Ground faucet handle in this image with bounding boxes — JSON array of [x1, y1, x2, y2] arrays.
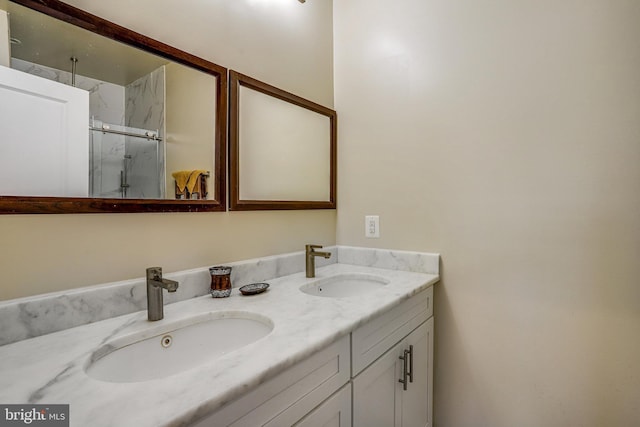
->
[[306, 244, 323, 251], [146, 267, 162, 280]]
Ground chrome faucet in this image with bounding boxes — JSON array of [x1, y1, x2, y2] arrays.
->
[[146, 267, 179, 321], [305, 244, 331, 278]]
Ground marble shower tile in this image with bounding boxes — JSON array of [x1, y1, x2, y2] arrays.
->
[[124, 66, 166, 198]]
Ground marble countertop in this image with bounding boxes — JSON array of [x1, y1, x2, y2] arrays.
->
[[0, 262, 438, 427]]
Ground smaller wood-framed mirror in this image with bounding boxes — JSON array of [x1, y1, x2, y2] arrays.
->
[[229, 71, 336, 211]]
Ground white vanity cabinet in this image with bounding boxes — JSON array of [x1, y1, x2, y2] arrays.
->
[[352, 287, 434, 427], [194, 286, 434, 427]]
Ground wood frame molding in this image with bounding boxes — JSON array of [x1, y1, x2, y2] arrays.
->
[[228, 70, 337, 211]]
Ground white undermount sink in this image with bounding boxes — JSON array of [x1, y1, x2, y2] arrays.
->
[[85, 311, 273, 383], [300, 273, 389, 298]]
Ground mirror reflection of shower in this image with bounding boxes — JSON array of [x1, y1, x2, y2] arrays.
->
[[70, 56, 78, 87], [90, 119, 164, 199], [11, 55, 168, 199], [121, 154, 131, 198]]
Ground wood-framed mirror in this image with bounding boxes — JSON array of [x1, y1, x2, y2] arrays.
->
[[229, 70, 337, 211], [0, 0, 227, 214]]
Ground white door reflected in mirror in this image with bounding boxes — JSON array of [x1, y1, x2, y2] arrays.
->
[[0, 66, 89, 197]]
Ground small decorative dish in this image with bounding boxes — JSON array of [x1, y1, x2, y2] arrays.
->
[[239, 282, 270, 296]]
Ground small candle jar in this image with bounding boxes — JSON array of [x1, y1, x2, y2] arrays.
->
[[209, 266, 232, 298]]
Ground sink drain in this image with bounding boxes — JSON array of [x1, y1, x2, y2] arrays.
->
[[160, 335, 173, 348]]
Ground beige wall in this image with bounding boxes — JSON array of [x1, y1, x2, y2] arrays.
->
[[334, 1, 640, 426], [0, 0, 335, 300], [165, 62, 216, 199]]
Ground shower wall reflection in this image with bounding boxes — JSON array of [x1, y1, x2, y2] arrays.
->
[[13, 58, 167, 199], [122, 66, 165, 199], [12, 58, 125, 125]]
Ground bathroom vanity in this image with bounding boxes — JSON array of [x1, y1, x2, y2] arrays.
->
[[0, 247, 439, 426], [195, 285, 433, 427]]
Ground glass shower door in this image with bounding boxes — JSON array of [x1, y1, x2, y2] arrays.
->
[[89, 119, 164, 199]]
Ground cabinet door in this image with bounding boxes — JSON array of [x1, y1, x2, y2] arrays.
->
[[294, 383, 351, 427], [400, 318, 434, 427], [353, 318, 434, 427], [352, 341, 402, 427]]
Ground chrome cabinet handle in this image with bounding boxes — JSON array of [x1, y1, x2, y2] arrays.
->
[[408, 345, 414, 383], [399, 348, 410, 391]]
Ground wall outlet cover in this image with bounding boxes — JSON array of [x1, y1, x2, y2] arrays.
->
[[365, 215, 380, 238]]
